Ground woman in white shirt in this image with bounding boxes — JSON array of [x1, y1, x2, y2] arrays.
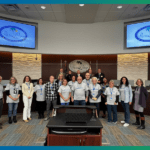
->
[[5, 77, 21, 124], [104, 80, 120, 124], [22, 76, 34, 123], [34, 78, 45, 119], [58, 79, 71, 105], [89, 77, 103, 118]]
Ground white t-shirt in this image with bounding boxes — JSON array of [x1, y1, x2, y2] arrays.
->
[[5, 83, 21, 103], [58, 85, 71, 103], [0, 83, 4, 99], [104, 87, 120, 105], [83, 79, 92, 87], [89, 83, 101, 103], [68, 81, 77, 89], [34, 84, 45, 101], [72, 82, 88, 100]]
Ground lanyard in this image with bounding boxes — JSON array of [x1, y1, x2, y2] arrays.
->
[[50, 83, 54, 89], [86, 80, 90, 86], [109, 87, 113, 99], [93, 84, 96, 90], [40, 85, 43, 92], [26, 83, 30, 89], [59, 81, 62, 86]]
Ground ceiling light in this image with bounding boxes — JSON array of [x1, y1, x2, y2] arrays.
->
[[117, 6, 122, 9], [79, 4, 84, 7], [41, 6, 46, 9]]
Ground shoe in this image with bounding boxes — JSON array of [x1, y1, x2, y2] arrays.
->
[[44, 117, 50, 121], [24, 120, 29, 123], [53, 110, 56, 117], [137, 125, 145, 129], [8, 117, 12, 124], [13, 116, 17, 123], [113, 122, 117, 124], [123, 123, 129, 127], [96, 115, 98, 118], [28, 118, 32, 120], [121, 121, 125, 124], [132, 122, 140, 125], [102, 115, 106, 118]]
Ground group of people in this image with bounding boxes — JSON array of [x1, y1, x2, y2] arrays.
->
[[0, 68, 148, 130]]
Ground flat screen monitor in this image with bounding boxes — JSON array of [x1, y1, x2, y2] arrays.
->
[[0, 19, 36, 49], [125, 20, 150, 49]]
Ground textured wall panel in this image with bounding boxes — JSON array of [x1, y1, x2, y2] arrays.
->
[[12, 53, 41, 85], [117, 53, 148, 85]]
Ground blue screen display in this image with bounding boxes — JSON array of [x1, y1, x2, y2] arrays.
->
[[126, 20, 150, 48], [0, 19, 35, 49]]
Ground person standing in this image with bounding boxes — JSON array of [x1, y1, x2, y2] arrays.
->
[[58, 79, 71, 105], [101, 78, 109, 118], [104, 80, 120, 124], [95, 69, 105, 85], [0, 76, 4, 129], [34, 78, 46, 119], [76, 70, 83, 79], [45, 76, 58, 121], [132, 79, 148, 129], [83, 73, 92, 88], [89, 69, 94, 78], [22, 76, 34, 123], [71, 76, 88, 105], [68, 76, 77, 89], [66, 70, 72, 82], [119, 77, 132, 127], [89, 77, 103, 118], [56, 68, 66, 79], [5, 77, 21, 124]]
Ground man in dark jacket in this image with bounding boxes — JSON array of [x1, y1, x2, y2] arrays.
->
[[95, 69, 105, 84]]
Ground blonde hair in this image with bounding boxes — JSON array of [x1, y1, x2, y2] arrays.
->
[[58, 73, 64, 80], [109, 80, 114, 84], [92, 77, 98, 82], [9, 76, 18, 84]]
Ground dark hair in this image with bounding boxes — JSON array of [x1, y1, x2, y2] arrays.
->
[[37, 78, 43, 84], [119, 76, 129, 87], [63, 79, 68, 85], [23, 75, 32, 83]]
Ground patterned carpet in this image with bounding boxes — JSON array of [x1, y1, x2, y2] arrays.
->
[[0, 112, 150, 146]]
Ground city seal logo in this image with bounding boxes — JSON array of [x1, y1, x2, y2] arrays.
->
[[0, 26, 27, 42], [69, 60, 90, 73], [135, 26, 150, 42]]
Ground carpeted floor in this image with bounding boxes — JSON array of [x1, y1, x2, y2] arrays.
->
[[0, 112, 150, 146]]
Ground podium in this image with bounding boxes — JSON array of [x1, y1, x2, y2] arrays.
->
[[46, 105, 103, 146]]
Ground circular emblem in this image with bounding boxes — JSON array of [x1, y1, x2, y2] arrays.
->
[[69, 60, 90, 73], [0, 26, 27, 42], [135, 25, 150, 42]]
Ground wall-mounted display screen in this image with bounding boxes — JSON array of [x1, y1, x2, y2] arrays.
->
[[0, 19, 36, 49], [126, 20, 150, 49]]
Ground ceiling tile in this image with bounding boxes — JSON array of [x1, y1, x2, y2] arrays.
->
[[8, 10, 27, 18], [17, 4, 37, 12], [51, 4, 65, 12], [34, 4, 53, 12], [109, 4, 129, 12], [39, 11, 56, 21], [95, 11, 108, 18], [25, 12, 42, 20], [94, 17, 105, 22], [54, 12, 66, 22], [97, 4, 112, 12]]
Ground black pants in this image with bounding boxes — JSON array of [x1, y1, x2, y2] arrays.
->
[[36, 101, 45, 116], [101, 96, 107, 115], [0, 99, 3, 118], [134, 110, 144, 117]]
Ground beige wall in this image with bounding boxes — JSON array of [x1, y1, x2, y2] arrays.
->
[[117, 53, 148, 85], [12, 53, 42, 85]]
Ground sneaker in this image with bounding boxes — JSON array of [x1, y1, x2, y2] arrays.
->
[[44, 117, 50, 121], [123, 123, 129, 127], [121, 121, 125, 124], [53, 110, 56, 117], [113, 122, 117, 124]]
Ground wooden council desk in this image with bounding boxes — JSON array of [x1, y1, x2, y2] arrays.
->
[[46, 105, 103, 146]]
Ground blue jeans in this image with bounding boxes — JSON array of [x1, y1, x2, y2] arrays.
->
[[8, 103, 18, 117], [121, 101, 130, 123], [107, 105, 117, 122], [74, 100, 85, 105], [61, 102, 69, 105], [90, 103, 99, 116]]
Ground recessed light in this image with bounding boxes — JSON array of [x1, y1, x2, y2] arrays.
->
[[79, 4, 84, 7], [117, 6, 122, 9], [41, 6, 46, 9]]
